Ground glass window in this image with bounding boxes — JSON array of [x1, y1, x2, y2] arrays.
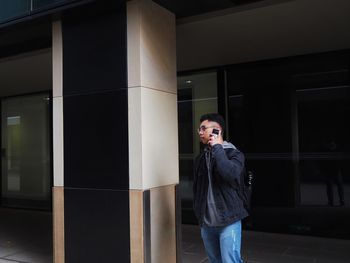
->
[[0, 0, 30, 23], [1, 93, 51, 209], [182, 51, 350, 237], [295, 70, 350, 206], [32, 0, 73, 10], [227, 56, 350, 208], [177, 71, 217, 222], [227, 67, 292, 153], [227, 66, 294, 206]]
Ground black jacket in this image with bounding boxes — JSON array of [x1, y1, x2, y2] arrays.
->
[[193, 142, 248, 226]]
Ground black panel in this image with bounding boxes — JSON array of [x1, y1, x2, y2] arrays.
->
[[62, 3, 127, 96], [64, 90, 128, 190], [65, 188, 130, 263], [143, 190, 151, 263], [175, 185, 183, 263]]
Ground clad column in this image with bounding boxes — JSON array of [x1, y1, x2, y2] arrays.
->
[[53, 2, 130, 262], [52, 20, 65, 263], [127, 1, 179, 263]]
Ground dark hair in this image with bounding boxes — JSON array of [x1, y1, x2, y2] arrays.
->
[[200, 113, 225, 134]]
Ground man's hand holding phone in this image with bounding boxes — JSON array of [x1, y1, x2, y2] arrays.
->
[[208, 128, 223, 147]]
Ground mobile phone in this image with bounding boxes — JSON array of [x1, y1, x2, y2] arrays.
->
[[212, 128, 220, 136]]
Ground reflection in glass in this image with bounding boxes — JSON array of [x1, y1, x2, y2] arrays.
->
[[227, 68, 294, 207], [177, 72, 217, 222], [296, 71, 350, 207], [180, 51, 350, 237]]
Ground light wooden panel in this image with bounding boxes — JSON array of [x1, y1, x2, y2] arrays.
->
[[53, 186, 64, 263], [130, 190, 144, 263]]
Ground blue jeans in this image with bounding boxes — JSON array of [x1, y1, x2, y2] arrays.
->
[[201, 221, 243, 263]]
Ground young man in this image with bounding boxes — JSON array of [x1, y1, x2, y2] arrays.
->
[[193, 113, 248, 263]]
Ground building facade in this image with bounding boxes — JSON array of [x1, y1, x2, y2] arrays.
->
[[0, 0, 350, 262], [1, 0, 179, 262]]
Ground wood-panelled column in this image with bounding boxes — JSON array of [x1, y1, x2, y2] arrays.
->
[[127, 1, 179, 262], [52, 19, 65, 263], [52, 1, 130, 263]]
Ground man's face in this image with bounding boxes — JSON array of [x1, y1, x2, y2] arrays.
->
[[197, 120, 220, 144]]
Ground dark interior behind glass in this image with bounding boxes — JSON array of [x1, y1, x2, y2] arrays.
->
[[178, 50, 350, 238]]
